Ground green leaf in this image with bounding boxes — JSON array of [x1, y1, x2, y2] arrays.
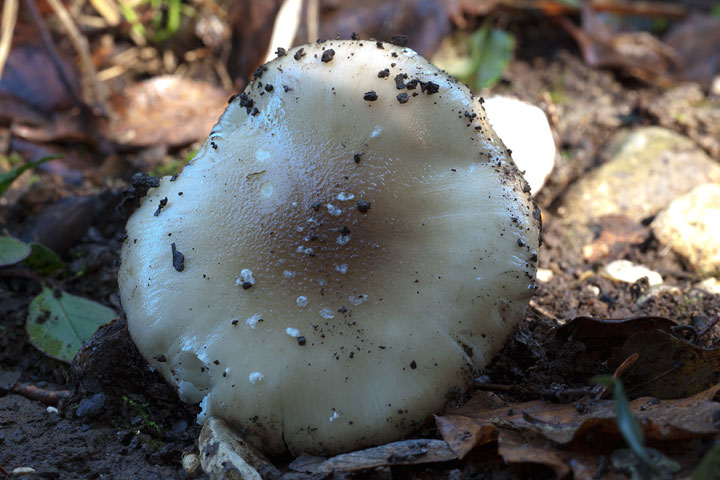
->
[[0, 155, 60, 196], [23, 242, 65, 275], [472, 27, 515, 90], [693, 441, 720, 480], [27, 286, 117, 363], [0, 236, 31, 266], [592, 376, 680, 476]]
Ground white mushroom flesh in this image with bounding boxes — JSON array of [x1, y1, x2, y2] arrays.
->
[[119, 40, 541, 455]]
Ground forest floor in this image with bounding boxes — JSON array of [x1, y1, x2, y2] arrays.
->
[[1, 2, 720, 479]]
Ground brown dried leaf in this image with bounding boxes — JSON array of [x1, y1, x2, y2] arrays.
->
[[556, 316, 677, 361], [664, 13, 720, 88], [0, 33, 79, 113], [318, 0, 451, 58], [558, 3, 679, 82], [436, 385, 720, 461], [498, 429, 570, 478], [583, 214, 649, 263], [107, 76, 228, 148], [616, 329, 720, 399]]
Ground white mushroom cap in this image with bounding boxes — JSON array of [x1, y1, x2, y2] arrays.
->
[[118, 40, 540, 455]]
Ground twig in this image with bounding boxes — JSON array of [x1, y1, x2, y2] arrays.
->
[[473, 382, 512, 392], [306, 0, 319, 43], [44, 0, 113, 118], [698, 316, 720, 339], [264, 0, 303, 63], [24, 0, 87, 111], [0, 0, 18, 80], [528, 299, 560, 322], [613, 352, 639, 380], [12, 383, 70, 406]]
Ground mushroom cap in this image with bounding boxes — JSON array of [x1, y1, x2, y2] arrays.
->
[[119, 40, 540, 455]]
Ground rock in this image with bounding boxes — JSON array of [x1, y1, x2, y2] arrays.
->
[[652, 184, 720, 275], [11, 467, 36, 477], [536, 268, 554, 283], [693, 277, 720, 295], [199, 416, 281, 480], [183, 452, 201, 478], [601, 260, 663, 286], [483, 95, 556, 195], [558, 127, 720, 224], [648, 83, 720, 158], [636, 285, 682, 305], [75, 392, 106, 418]]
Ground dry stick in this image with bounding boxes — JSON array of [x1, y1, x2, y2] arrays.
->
[[44, 0, 113, 118], [24, 0, 87, 112], [263, 0, 303, 63], [12, 383, 70, 406], [0, 0, 19, 80], [306, 0, 319, 43]]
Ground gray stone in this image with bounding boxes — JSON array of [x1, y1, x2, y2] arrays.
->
[[558, 127, 720, 224], [652, 184, 720, 275], [75, 392, 105, 418]]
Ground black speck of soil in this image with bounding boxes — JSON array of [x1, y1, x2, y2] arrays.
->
[[351, 32, 359, 40], [356, 199, 371, 213], [264, 84, 274, 92], [376, 41, 384, 49], [363, 91, 378, 101], [321, 49, 335, 63], [410, 360, 417, 369], [275, 47, 286, 57], [293, 48, 305, 60], [397, 93, 409, 104], [378, 68, 390, 78], [353, 152, 364, 163], [253, 64, 268, 79], [297, 336, 307, 346]]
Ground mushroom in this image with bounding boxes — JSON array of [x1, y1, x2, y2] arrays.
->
[[118, 39, 541, 456]]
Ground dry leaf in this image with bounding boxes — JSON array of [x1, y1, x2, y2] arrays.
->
[[616, 329, 720, 399], [436, 385, 720, 465], [107, 76, 228, 148]]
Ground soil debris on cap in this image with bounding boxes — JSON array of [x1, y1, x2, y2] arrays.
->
[[353, 153, 364, 163], [294, 48, 305, 61], [363, 91, 378, 101], [171, 243, 185, 272], [153, 197, 168, 217], [397, 93, 409, 104], [356, 200, 371, 213], [321, 49, 335, 63]]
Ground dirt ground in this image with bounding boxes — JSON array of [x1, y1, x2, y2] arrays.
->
[[1, 4, 720, 480]]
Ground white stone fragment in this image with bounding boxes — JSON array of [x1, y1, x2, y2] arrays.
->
[[483, 96, 555, 195], [535, 268, 554, 283], [601, 260, 663, 286]]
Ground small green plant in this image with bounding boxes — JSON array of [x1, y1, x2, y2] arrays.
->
[[432, 21, 515, 90], [0, 155, 60, 196], [123, 395, 162, 432], [592, 376, 680, 478], [119, 0, 196, 44]]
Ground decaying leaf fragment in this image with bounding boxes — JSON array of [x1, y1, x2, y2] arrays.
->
[[435, 385, 720, 474]]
